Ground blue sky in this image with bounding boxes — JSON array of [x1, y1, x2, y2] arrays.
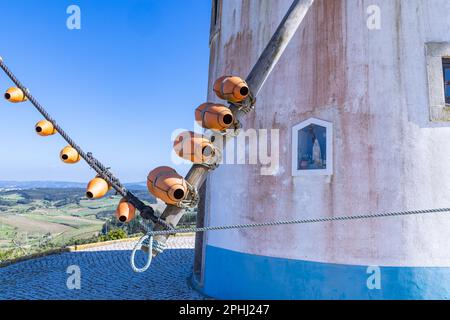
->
[[0, 0, 211, 182]]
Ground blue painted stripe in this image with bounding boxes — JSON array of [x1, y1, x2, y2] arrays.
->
[[202, 245, 450, 300]]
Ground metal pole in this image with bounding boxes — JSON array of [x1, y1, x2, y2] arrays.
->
[[152, 0, 315, 255]]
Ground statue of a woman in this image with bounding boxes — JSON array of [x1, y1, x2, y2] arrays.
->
[[312, 138, 322, 167]]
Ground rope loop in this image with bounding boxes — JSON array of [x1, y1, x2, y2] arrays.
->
[[130, 230, 168, 272], [130, 233, 153, 273]]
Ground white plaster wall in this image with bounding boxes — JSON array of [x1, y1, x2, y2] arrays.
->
[[204, 0, 450, 267]]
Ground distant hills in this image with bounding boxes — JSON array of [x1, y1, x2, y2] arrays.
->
[[0, 181, 148, 191]]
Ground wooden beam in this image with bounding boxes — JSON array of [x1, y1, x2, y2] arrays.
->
[[246, 0, 315, 97], [152, 0, 315, 256]]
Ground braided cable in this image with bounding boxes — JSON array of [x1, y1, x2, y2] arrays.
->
[[147, 208, 450, 236], [0, 57, 172, 229], [0, 59, 125, 194]]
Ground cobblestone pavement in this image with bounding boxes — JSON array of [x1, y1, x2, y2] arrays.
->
[[0, 236, 205, 300]]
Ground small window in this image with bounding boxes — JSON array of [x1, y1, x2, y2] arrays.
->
[[209, 0, 221, 44], [213, 0, 219, 27], [425, 43, 450, 121], [444, 58, 450, 105], [292, 118, 333, 176]]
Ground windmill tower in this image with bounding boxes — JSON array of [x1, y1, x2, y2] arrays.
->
[[195, 0, 450, 299]]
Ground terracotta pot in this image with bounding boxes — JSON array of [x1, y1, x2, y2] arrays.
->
[[195, 102, 234, 131], [4, 87, 27, 103], [115, 198, 136, 223], [213, 76, 249, 103], [147, 166, 188, 205], [60, 146, 80, 164]]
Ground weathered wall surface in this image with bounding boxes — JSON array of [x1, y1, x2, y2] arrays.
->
[[204, 0, 450, 272]]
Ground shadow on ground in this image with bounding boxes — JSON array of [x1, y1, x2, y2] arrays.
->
[[0, 249, 204, 300]]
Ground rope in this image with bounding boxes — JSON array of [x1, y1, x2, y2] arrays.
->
[[130, 232, 167, 273], [176, 180, 200, 209], [3, 57, 450, 272], [130, 234, 153, 273], [147, 207, 450, 236], [230, 91, 256, 114], [130, 207, 450, 272], [0, 58, 127, 196], [0, 57, 171, 230]]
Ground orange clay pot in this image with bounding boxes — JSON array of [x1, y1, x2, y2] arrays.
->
[[35, 120, 56, 136], [60, 146, 80, 164], [195, 103, 234, 131], [147, 166, 188, 205], [86, 177, 111, 199], [173, 131, 215, 164], [213, 76, 249, 103], [115, 198, 136, 223], [4, 87, 27, 103]]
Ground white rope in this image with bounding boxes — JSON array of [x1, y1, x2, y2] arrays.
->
[[130, 234, 153, 273]]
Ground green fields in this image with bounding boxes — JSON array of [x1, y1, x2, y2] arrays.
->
[[0, 188, 153, 252], [0, 186, 197, 262]]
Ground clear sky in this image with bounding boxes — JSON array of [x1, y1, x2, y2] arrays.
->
[[0, 0, 211, 182]]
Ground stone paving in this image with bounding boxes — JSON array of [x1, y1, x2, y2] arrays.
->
[[0, 236, 205, 300]]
